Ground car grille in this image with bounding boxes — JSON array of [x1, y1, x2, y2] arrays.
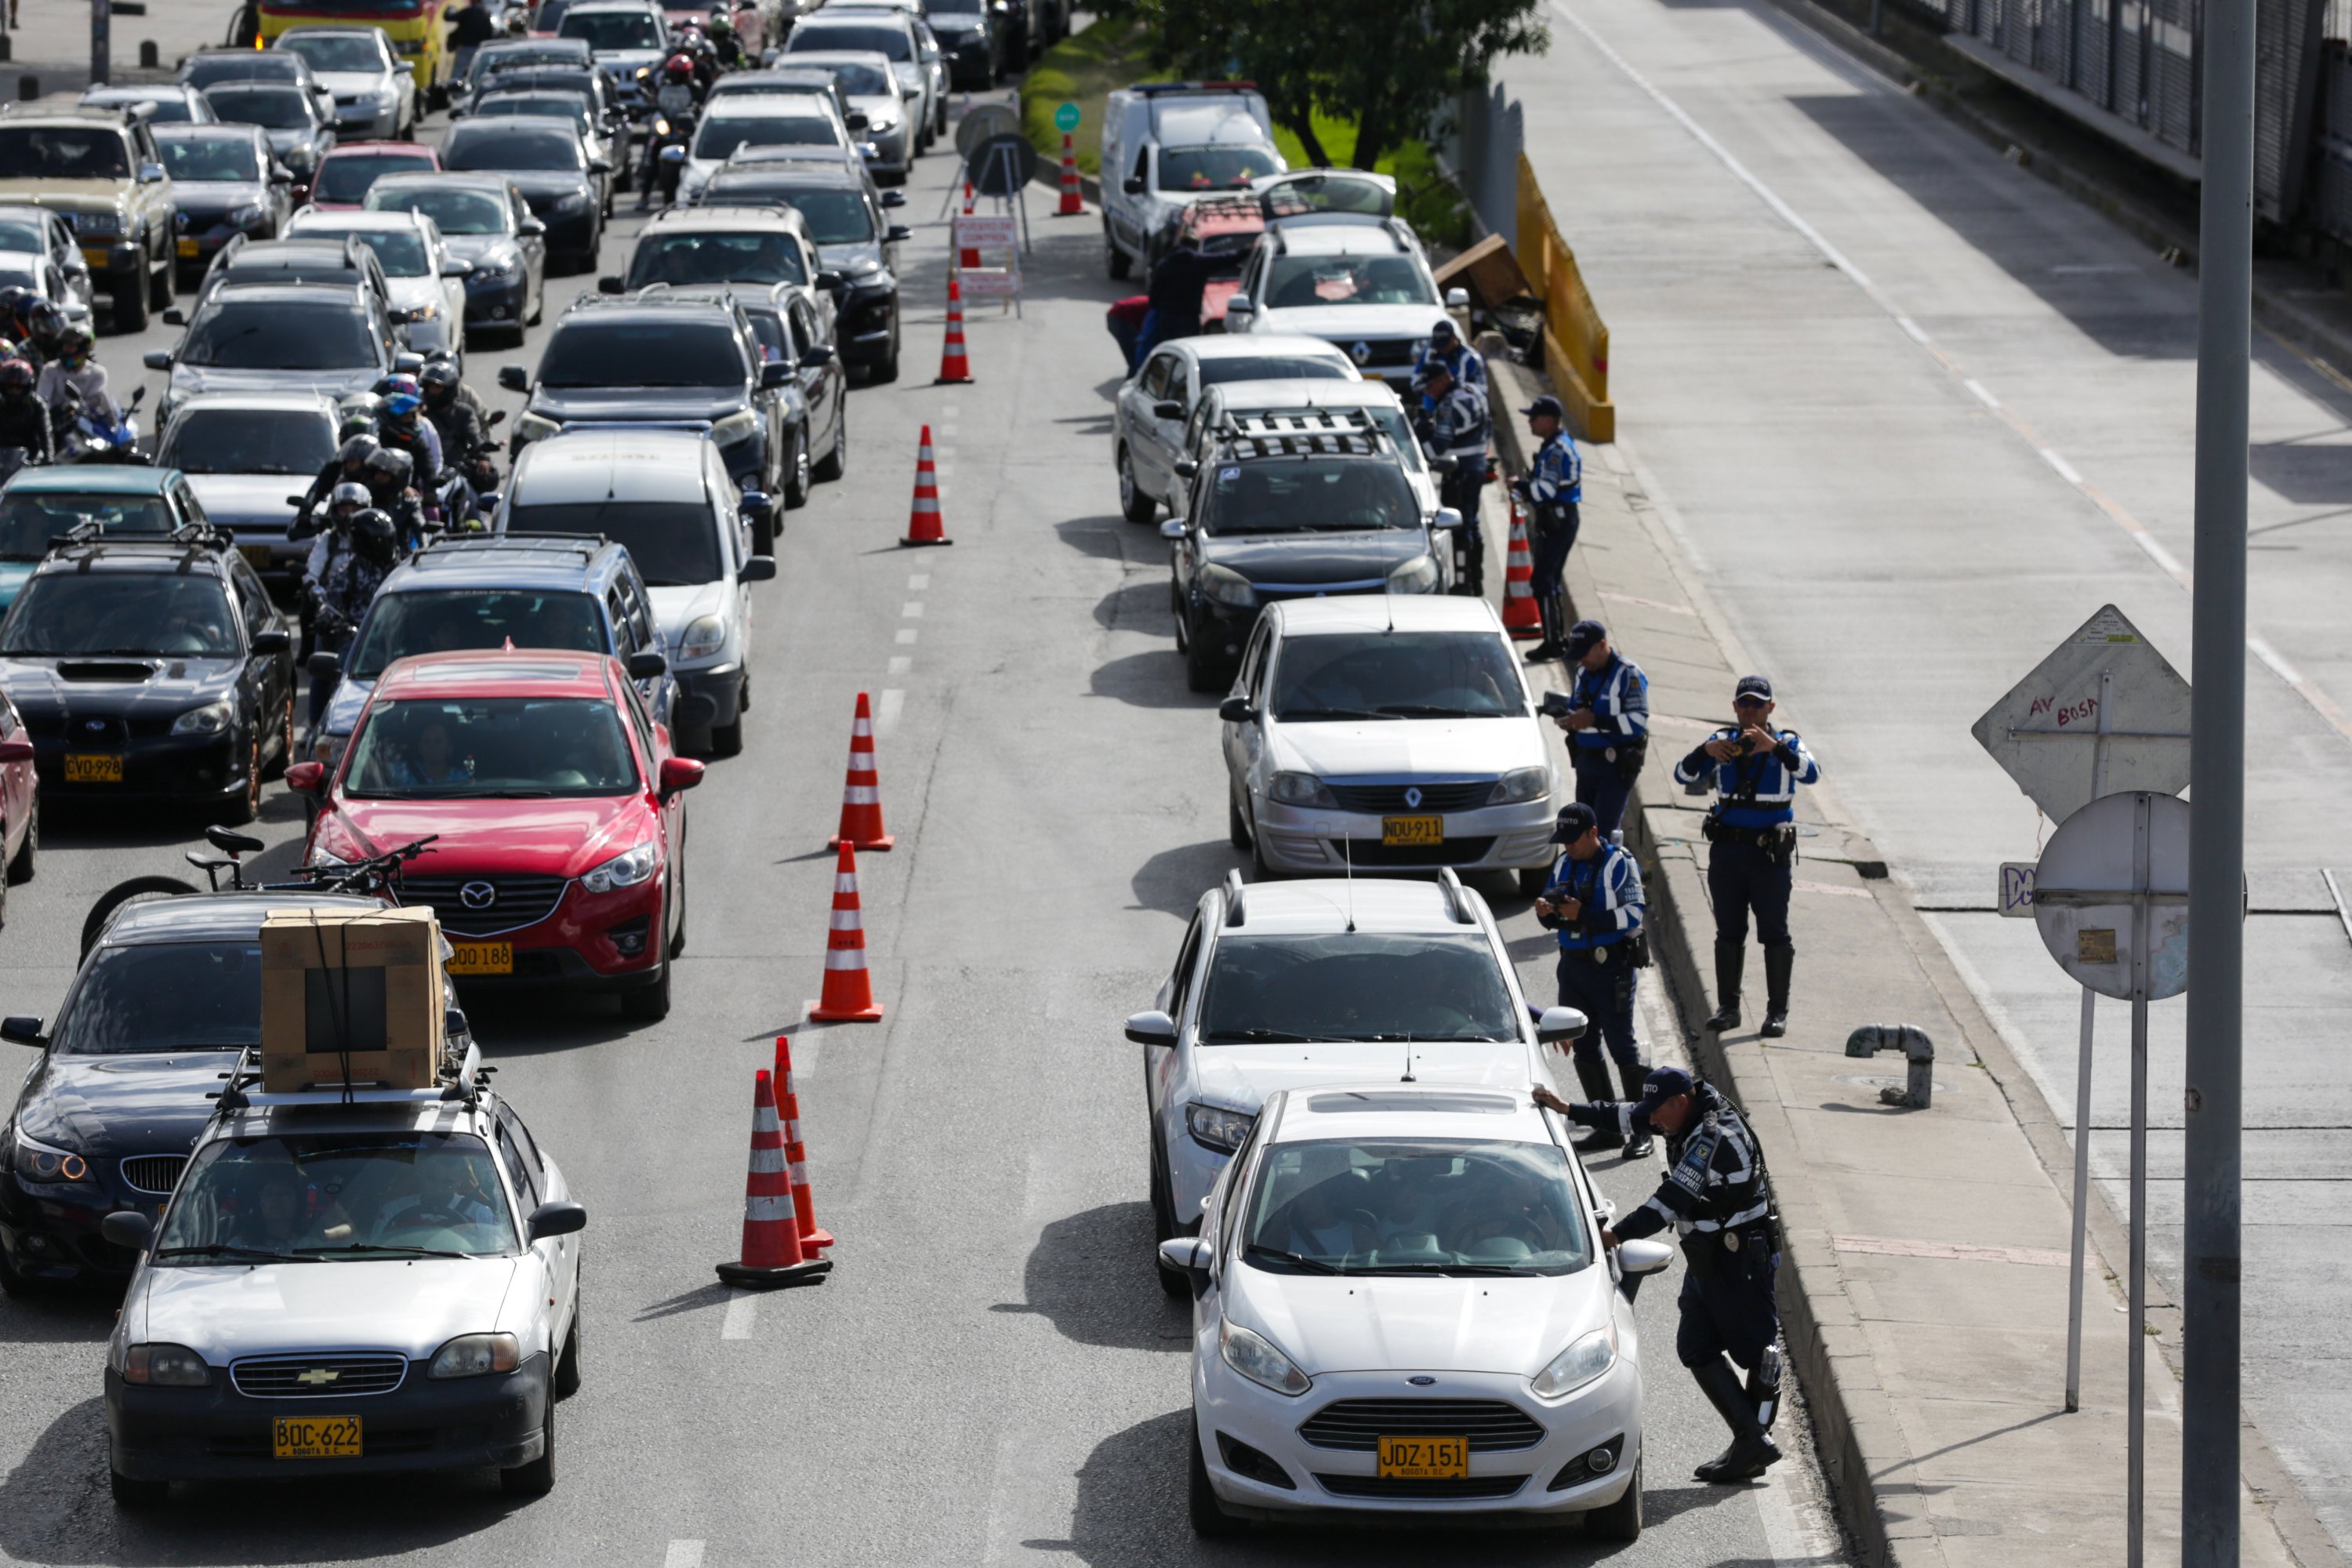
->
[[1325, 780, 1497, 814], [230, 1354, 408, 1399], [1338, 837, 1495, 869], [118, 1155, 187, 1196], [1351, 339, 1420, 369], [1299, 1398, 1548, 1453], [1316, 1473, 1530, 1499], [399, 873, 569, 937]]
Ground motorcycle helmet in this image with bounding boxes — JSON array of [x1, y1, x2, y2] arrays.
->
[[53, 323, 92, 365], [337, 433, 383, 471], [0, 289, 31, 334], [364, 445, 413, 488], [0, 357, 34, 397], [350, 507, 398, 566], [379, 373, 424, 419], [418, 360, 461, 401], [663, 52, 695, 82], [708, 13, 735, 43], [503, 11, 528, 34], [25, 300, 66, 345], [328, 480, 371, 517]]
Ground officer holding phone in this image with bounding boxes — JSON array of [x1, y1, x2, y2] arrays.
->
[[1534, 802, 1652, 1158]]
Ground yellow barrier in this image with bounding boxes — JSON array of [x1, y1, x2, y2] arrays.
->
[[1514, 154, 1614, 444]]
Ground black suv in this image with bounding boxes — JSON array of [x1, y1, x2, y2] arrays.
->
[[1160, 408, 1462, 691], [0, 529, 296, 822], [499, 292, 796, 542]]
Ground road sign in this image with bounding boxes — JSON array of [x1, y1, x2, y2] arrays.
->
[[1054, 100, 1080, 133], [2032, 790, 2189, 1000], [1971, 604, 2191, 822], [955, 103, 1022, 162], [1998, 862, 2036, 916], [967, 132, 1037, 198]]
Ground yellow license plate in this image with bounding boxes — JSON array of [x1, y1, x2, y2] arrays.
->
[[80, 245, 111, 270], [64, 753, 122, 783], [1377, 1435, 1468, 1479], [447, 941, 513, 975], [1381, 815, 1443, 846], [239, 544, 273, 571], [176, 238, 200, 259], [272, 1414, 362, 1459]]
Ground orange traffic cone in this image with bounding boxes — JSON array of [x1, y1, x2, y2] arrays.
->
[[902, 423, 952, 547], [714, 1069, 832, 1288], [1055, 130, 1083, 216], [826, 691, 894, 851], [773, 1036, 833, 1254], [1501, 495, 1542, 638], [808, 842, 885, 1022], [934, 277, 974, 387], [958, 180, 980, 270]]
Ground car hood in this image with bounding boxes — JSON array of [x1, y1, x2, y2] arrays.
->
[[1228, 1261, 1610, 1377], [325, 793, 648, 880], [1268, 715, 1547, 781], [847, 92, 900, 125], [128, 1256, 523, 1363], [1254, 303, 1438, 344], [0, 655, 243, 717], [1200, 529, 1425, 585], [262, 128, 327, 156], [0, 183, 126, 215], [383, 274, 444, 310], [183, 472, 306, 526], [440, 232, 519, 264], [171, 180, 270, 216], [318, 70, 396, 98], [168, 362, 383, 403], [528, 386, 743, 425], [499, 169, 592, 202], [646, 579, 728, 642], [1190, 1041, 1533, 1119], [13, 1051, 238, 1158]]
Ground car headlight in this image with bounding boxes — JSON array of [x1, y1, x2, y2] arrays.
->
[[305, 848, 354, 869], [868, 117, 898, 134], [475, 251, 519, 278], [1487, 764, 1552, 805], [229, 203, 271, 230], [122, 1344, 212, 1387], [673, 614, 726, 662], [10, 1127, 94, 1185], [1269, 771, 1337, 808], [1185, 1102, 1254, 1153], [1385, 553, 1439, 594], [1220, 1319, 1312, 1396], [554, 192, 588, 214], [1531, 1323, 1617, 1398], [1196, 562, 1254, 608], [74, 209, 125, 238], [709, 408, 759, 446], [581, 840, 658, 894], [428, 1332, 520, 1379], [170, 701, 233, 737], [404, 299, 440, 321], [515, 411, 561, 442]]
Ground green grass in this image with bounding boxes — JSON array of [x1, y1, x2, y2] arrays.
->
[[1019, 17, 1156, 176]]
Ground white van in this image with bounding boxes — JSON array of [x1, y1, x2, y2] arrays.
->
[[1099, 82, 1281, 281]]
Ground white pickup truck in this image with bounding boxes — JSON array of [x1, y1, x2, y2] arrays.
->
[[1098, 82, 1283, 280]]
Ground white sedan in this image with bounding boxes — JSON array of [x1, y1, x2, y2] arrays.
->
[[286, 206, 470, 361], [1160, 1082, 1671, 1537]]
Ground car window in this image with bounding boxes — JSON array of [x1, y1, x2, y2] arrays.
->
[[1266, 252, 1436, 308], [1243, 1137, 1592, 1276], [494, 1104, 543, 1208], [1270, 630, 1528, 720], [1195, 356, 1351, 389], [1236, 621, 1271, 699], [181, 300, 377, 370], [785, 299, 815, 357], [619, 574, 655, 649], [1138, 352, 1171, 400], [691, 113, 841, 160], [538, 318, 746, 387], [445, 126, 585, 173], [1167, 361, 1191, 410], [51, 939, 267, 1054], [278, 32, 391, 72], [1197, 933, 1521, 1044], [0, 492, 172, 556], [1218, 1111, 1265, 1247], [1157, 144, 1276, 193], [505, 499, 721, 586], [618, 662, 657, 758], [625, 230, 807, 288], [0, 571, 238, 656], [158, 407, 337, 476], [0, 125, 130, 180], [346, 588, 606, 679], [344, 695, 643, 798], [1203, 458, 1418, 536], [230, 557, 274, 636], [156, 134, 261, 183], [155, 1131, 521, 1261], [1166, 911, 1203, 1022]]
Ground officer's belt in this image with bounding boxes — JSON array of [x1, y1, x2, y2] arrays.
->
[[1679, 1201, 1771, 1234]]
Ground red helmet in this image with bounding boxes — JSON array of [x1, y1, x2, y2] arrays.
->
[[663, 53, 695, 82]]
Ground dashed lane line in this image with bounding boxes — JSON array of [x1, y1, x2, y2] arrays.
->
[[877, 688, 905, 736], [720, 1292, 755, 1341], [663, 1541, 706, 1568]]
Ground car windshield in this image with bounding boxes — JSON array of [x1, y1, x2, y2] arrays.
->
[[478, 49, 588, 86], [157, 134, 261, 183], [1197, 933, 1520, 1044], [531, 0, 577, 28], [705, 183, 871, 243], [474, 95, 593, 135], [0, 493, 172, 557], [155, 1132, 519, 1262], [0, 269, 35, 292], [208, 86, 313, 131], [445, 127, 583, 173], [52, 940, 268, 1054], [506, 500, 721, 586], [0, 126, 129, 180], [1245, 1137, 1592, 1276], [278, 33, 386, 71], [324, 227, 430, 276], [559, 9, 663, 47], [180, 301, 376, 370], [368, 184, 507, 236], [0, 218, 43, 252], [183, 55, 302, 88], [787, 24, 911, 60], [626, 231, 806, 287], [1267, 252, 1436, 308], [693, 114, 837, 160], [1270, 632, 1528, 720], [0, 572, 238, 656], [314, 152, 435, 204], [1203, 457, 1417, 535], [1160, 144, 1278, 192], [158, 409, 336, 476], [348, 588, 606, 679], [537, 319, 743, 387], [344, 695, 639, 797], [1196, 357, 1351, 389]]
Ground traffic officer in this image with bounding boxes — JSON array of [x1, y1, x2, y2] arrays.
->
[[1514, 394, 1581, 661], [1533, 802, 1653, 1159], [1673, 675, 1820, 1037], [1534, 1065, 1784, 1483], [1413, 316, 1486, 402], [1550, 619, 1647, 840], [1414, 358, 1490, 594]]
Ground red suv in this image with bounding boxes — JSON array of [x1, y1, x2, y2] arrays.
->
[[287, 648, 702, 1020]]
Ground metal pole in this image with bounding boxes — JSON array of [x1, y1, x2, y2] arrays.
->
[[2186, 0, 2251, 1549], [90, 0, 111, 86], [2126, 789, 2152, 1568], [2065, 983, 2093, 1413]]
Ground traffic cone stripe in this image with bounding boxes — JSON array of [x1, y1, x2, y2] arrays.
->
[[844, 786, 880, 804], [829, 909, 862, 932], [824, 948, 868, 971], [748, 1145, 786, 1174]]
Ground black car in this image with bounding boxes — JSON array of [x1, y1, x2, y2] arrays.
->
[[179, 234, 392, 316], [0, 891, 382, 1294], [198, 83, 336, 201], [177, 47, 336, 127], [920, 0, 1005, 86], [438, 115, 610, 270], [0, 532, 296, 821], [499, 292, 803, 546], [1160, 410, 1459, 691], [655, 282, 848, 510], [700, 152, 909, 382], [152, 125, 292, 278]]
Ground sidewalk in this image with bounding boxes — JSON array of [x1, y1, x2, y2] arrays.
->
[[1481, 346, 2336, 1567], [0, 0, 230, 92]]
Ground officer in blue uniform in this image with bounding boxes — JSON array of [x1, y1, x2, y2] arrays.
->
[[1415, 358, 1490, 594], [1534, 1065, 1784, 1483], [1412, 316, 1486, 404], [1513, 394, 1580, 661], [1673, 675, 1820, 1036], [1551, 619, 1647, 840], [1533, 802, 1653, 1158]]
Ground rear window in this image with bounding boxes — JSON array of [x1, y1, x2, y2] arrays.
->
[[624, 230, 806, 289], [367, 184, 506, 236], [536, 319, 746, 387], [0, 492, 174, 558], [0, 218, 43, 252], [702, 182, 872, 245], [1196, 357, 1351, 389], [786, 24, 913, 60], [444, 127, 583, 173], [180, 300, 376, 371], [1266, 252, 1436, 308], [183, 53, 304, 88], [348, 587, 607, 679], [1197, 933, 1519, 1044], [314, 152, 435, 205], [207, 85, 313, 131], [276, 32, 386, 72], [0, 126, 129, 181], [332, 227, 430, 278], [1159, 145, 1277, 192], [559, 9, 663, 48], [506, 499, 722, 586], [691, 114, 840, 160], [158, 408, 337, 477], [157, 134, 262, 183]]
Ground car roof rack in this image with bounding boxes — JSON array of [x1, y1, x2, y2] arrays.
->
[[1216, 408, 1382, 459], [1435, 866, 1476, 925], [419, 532, 604, 558], [1222, 867, 1246, 927], [210, 1038, 493, 1116]]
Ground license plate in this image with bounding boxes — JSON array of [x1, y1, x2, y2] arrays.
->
[[1377, 1435, 1468, 1479], [79, 245, 110, 270], [176, 238, 200, 259], [239, 544, 273, 571], [64, 753, 121, 783], [447, 941, 513, 975], [272, 1414, 361, 1459], [1381, 815, 1443, 847]]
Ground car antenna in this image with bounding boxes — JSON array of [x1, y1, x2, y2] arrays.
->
[[1341, 834, 1356, 934]]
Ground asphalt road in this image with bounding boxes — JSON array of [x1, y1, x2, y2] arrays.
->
[[0, 92, 1849, 1566]]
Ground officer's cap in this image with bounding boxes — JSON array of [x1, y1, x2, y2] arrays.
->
[[1412, 360, 1452, 391], [1548, 802, 1598, 843], [1564, 619, 1606, 659], [1520, 394, 1564, 420], [1633, 1066, 1696, 1118], [1429, 316, 1459, 342], [1734, 674, 1774, 702]]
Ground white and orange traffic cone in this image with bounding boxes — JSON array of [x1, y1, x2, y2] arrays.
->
[[958, 180, 980, 270], [1055, 130, 1083, 216], [934, 277, 974, 387], [826, 691, 894, 851], [714, 1069, 832, 1288], [774, 1036, 833, 1254], [1501, 495, 1542, 639], [902, 423, 952, 547], [808, 842, 885, 1022]]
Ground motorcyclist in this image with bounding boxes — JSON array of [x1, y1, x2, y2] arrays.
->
[[0, 289, 39, 365], [361, 444, 429, 548], [0, 357, 56, 466], [706, 11, 748, 68], [298, 479, 370, 673], [375, 373, 443, 496], [292, 432, 385, 535], [36, 324, 117, 437], [640, 53, 704, 209], [16, 299, 66, 369], [419, 359, 496, 528], [309, 506, 400, 725]]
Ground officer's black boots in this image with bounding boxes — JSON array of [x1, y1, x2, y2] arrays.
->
[[1692, 1356, 1783, 1483], [1704, 940, 1744, 1033], [1615, 1061, 1654, 1158], [1571, 1057, 1621, 1150], [1761, 946, 1794, 1038]]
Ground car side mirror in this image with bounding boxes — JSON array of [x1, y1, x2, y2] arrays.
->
[[162, 301, 189, 325], [1430, 506, 1464, 531], [1123, 1008, 1176, 1046], [519, 216, 546, 235], [626, 650, 668, 680], [250, 629, 290, 655], [739, 489, 774, 521], [845, 111, 869, 130], [1158, 517, 1187, 540], [497, 365, 530, 393], [0, 737, 31, 764], [0, 1014, 45, 1046], [1121, 176, 1144, 195], [269, 165, 292, 184], [307, 649, 341, 680], [102, 1210, 155, 1251], [1426, 456, 1457, 476], [1171, 457, 1200, 480], [758, 360, 790, 389], [394, 351, 424, 372], [658, 756, 706, 797], [589, 158, 612, 173], [441, 256, 473, 277], [1216, 696, 1254, 724], [739, 556, 776, 583], [137, 162, 166, 185], [884, 223, 911, 243], [526, 1200, 587, 1241], [1157, 1235, 1212, 1294], [1537, 1005, 1588, 1044], [143, 349, 172, 370], [815, 270, 844, 295], [1444, 285, 1469, 309], [880, 190, 906, 208], [285, 760, 327, 794], [597, 274, 625, 294], [902, 85, 921, 100], [1617, 1236, 1673, 1275], [487, 409, 507, 427], [1152, 399, 1183, 419], [803, 344, 834, 367], [1221, 296, 1253, 318]]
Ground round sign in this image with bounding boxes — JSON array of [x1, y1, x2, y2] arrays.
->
[[1054, 100, 1081, 133], [2031, 790, 2190, 1001], [955, 103, 1022, 162], [967, 132, 1038, 198]]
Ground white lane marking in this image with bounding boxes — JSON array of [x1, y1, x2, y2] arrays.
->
[[1962, 378, 2000, 410], [1755, 1462, 1844, 1565], [902, 601, 924, 618], [664, 1541, 706, 1568], [720, 1292, 755, 1341], [877, 688, 904, 736], [895, 627, 918, 645], [2040, 447, 2084, 484], [2247, 633, 2303, 685], [887, 655, 912, 675], [2131, 528, 2190, 577], [907, 573, 931, 590], [1893, 314, 1930, 344]]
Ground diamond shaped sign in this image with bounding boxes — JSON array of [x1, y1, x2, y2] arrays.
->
[[1970, 604, 2191, 822]]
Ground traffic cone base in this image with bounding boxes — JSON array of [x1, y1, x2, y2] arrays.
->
[[716, 1254, 832, 1288], [809, 842, 886, 1022]]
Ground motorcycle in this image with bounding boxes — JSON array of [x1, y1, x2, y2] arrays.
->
[[641, 93, 699, 208], [59, 384, 146, 465]]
